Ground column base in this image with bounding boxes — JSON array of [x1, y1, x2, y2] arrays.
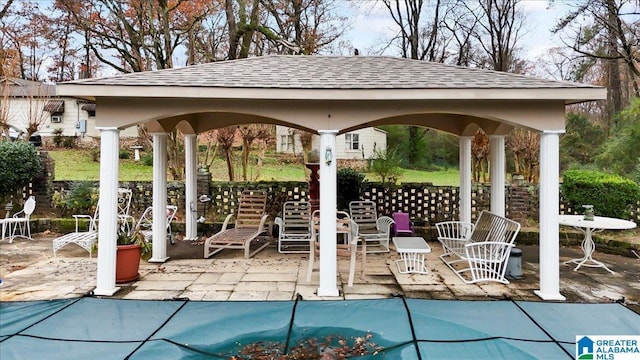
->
[[317, 287, 340, 297], [534, 290, 566, 301], [182, 237, 198, 241], [148, 256, 170, 263], [93, 286, 120, 296]]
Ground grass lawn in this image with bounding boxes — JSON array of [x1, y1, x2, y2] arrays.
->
[[48, 149, 459, 185]]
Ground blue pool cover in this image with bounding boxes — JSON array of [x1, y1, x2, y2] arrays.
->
[[1, 296, 638, 359]]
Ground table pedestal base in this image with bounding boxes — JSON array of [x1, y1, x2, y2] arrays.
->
[[562, 227, 614, 274]]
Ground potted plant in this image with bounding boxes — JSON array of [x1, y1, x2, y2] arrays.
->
[[116, 227, 152, 283]]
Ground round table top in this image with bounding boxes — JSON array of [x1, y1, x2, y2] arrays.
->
[[558, 215, 636, 230]]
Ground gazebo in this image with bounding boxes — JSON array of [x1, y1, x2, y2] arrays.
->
[[56, 55, 606, 300]]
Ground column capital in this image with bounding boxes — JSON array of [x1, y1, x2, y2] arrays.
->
[[150, 131, 169, 136], [96, 127, 120, 132], [318, 130, 339, 135], [541, 130, 566, 135]]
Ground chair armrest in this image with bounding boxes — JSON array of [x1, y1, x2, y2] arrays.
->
[[12, 210, 25, 218], [274, 217, 284, 236], [221, 213, 235, 231], [72, 214, 94, 232]]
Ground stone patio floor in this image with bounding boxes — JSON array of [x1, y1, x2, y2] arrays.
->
[[1, 234, 639, 314]]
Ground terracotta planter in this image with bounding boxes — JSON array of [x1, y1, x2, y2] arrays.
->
[[116, 244, 141, 283]]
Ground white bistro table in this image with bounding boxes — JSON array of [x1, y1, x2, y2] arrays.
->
[[392, 237, 431, 274], [558, 215, 636, 273]]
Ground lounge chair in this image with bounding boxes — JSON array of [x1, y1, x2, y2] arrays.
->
[[203, 190, 272, 259], [1, 196, 36, 242], [349, 200, 394, 253], [436, 210, 521, 284], [135, 205, 178, 244], [306, 210, 365, 287], [52, 188, 133, 258], [274, 201, 312, 253], [53, 204, 99, 258]]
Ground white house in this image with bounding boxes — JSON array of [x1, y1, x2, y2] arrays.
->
[[276, 125, 387, 160], [1, 77, 136, 142]]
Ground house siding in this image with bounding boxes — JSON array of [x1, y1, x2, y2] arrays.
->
[[275, 125, 386, 160]]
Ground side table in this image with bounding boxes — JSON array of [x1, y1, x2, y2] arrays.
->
[[392, 237, 431, 274]]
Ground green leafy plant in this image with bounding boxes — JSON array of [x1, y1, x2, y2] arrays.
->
[[0, 141, 42, 202], [52, 128, 64, 147], [368, 148, 403, 186], [337, 167, 367, 211], [561, 169, 640, 218], [65, 181, 97, 214], [117, 227, 152, 258]]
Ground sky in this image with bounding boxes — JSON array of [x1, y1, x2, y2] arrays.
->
[[343, 0, 568, 60]]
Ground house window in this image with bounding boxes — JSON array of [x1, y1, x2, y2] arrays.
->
[[280, 134, 294, 151], [345, 133, 359, 150]]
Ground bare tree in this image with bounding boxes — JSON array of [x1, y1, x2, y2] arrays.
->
[[217, 126, 238, 181], [553, 0, 639, 120]]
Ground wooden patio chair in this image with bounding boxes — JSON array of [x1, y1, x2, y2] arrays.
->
[[203, 190, 272, 259], [306, 210, 365, 287], [436, 210, 521, 284], [274, 201, 312, 253], [348, 200, 394, 253]]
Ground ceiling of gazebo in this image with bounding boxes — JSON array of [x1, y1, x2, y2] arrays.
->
[[56, 56, 606, 136]]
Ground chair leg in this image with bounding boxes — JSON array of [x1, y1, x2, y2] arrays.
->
[[306, 241, 315, 283]]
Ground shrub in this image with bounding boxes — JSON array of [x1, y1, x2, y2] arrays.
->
[[561, 169, 640, 218], [337, 167, 367, 211], [119, 149, 131, 159], [141, 153, 153, 166], [61, 136, 77, 148], [52, 128, 64, 147], [65, 181, 98, 214], [0, 141, 42, 202]]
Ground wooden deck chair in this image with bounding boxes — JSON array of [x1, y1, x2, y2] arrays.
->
[[135, 205, 178, 244], [436, 210, 521, 284], [349, 200, 394, 253], [306, 210, 365, 287], [1, 196, 36, 242], [275, 201, 312, 253], [204, 190, 272, 259]]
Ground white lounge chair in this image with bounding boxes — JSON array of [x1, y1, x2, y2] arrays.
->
[[436, 210, 521, 284]]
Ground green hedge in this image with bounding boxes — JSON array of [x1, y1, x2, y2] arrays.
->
[[561, 169, 640, 218]]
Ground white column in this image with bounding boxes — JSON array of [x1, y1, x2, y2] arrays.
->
[[534, 130, 566, 301], [149, 132, 169, 263], [317, 130, 339, 297], [94, 127, 120, 296], [459, 136, 472, 223], [184, 134, 198, 241], [490, 135, 506, 217]]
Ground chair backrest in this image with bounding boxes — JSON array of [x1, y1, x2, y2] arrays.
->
[[117, 188, 133, 217], [470, 211, 520, 245], [23, 196, 36, 216], [136, 205, 178, 232], [392, 212, 412, 234], [349, 201, 378, 231], [281, 201, 311, 234], [310, 210, 354, 256], [235, 190, 268, 228]]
